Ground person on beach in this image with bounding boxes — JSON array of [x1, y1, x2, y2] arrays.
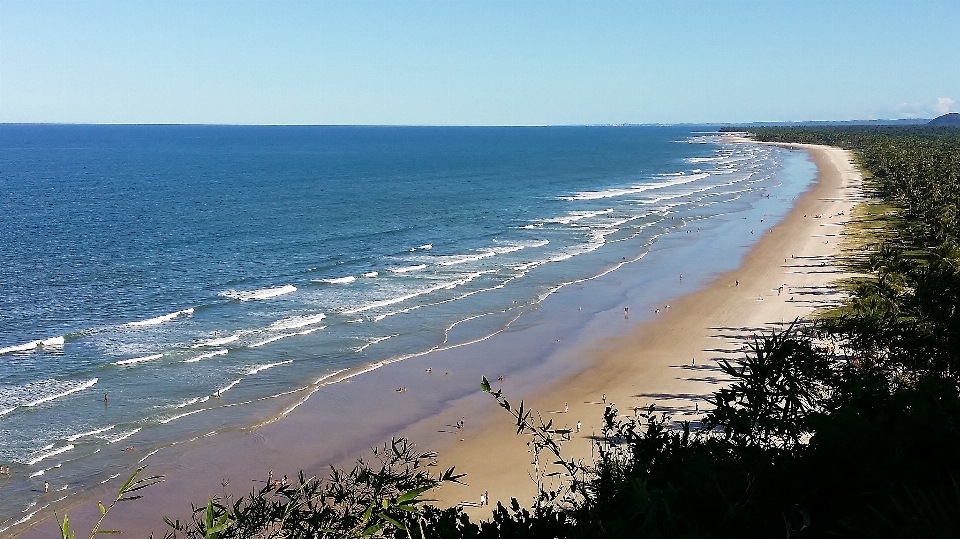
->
[[44, 480, 49, 493], [692, 357, 696, 366], [576, 421, 581, 433], [479, 491, 487, 507], [268, 470, 274, 486], [602, 394, 606, 404], [484, 490, 489, 506], [565, 402, 569, 413]]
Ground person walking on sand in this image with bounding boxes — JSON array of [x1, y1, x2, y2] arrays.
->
[[576, 421, 581, 433], [602, 394, 606, 404], [564, 402, 569, 413], [480, 491, 487, 507], [44, 480, 49, 493]]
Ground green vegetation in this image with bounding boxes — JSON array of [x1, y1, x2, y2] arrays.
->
[[57, 467, 162, 539], [124, 127, 960, 537], [163, 439, 464, 539]]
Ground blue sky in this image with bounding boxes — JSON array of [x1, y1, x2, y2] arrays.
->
[[1, 0, 958, 125]]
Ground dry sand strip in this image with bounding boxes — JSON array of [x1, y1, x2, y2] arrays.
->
[[432, 142, 864, 514]]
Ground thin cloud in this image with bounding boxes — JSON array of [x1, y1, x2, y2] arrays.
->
[[891, 97, 956, 119], [935, 97, 956, 115]]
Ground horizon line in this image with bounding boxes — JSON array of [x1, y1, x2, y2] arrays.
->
[[0, 118, 937, 128]]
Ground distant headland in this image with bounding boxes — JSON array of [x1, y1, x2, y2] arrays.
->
[[929, 112, 960, 125]]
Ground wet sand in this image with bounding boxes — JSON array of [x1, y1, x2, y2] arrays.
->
[[11, 142, 861, 537]]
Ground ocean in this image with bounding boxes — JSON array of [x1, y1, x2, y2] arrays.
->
[[0, 125, 815, 529]]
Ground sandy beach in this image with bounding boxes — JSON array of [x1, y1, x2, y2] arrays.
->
[[11, 141, 862, 538]]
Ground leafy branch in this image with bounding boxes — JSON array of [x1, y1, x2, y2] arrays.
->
[[57, 466, 164, 539]]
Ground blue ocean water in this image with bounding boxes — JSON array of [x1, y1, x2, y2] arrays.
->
[[0, 125, 813, 527]]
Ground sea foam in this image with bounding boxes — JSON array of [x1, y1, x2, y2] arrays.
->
[[25, 444, 75, 466], [389, 264, 426, 273], [183, 349, 228, 363], [113, 354, 163, 366], [560, 172, 710, 201], [0, 336, 65, 355], [192, 334, 240, 348], [219, 284, 297, 301], [343, 273, 484, 315], [24, 378, 98, 407], [246, 360, 294, 375], [65, 425, 115, 442], [249, 327, 324, 348], [104, 428, 140, 443], [268, 314, 327, 331], [313, 276, 356, 284], [124, 308, 194, 327]]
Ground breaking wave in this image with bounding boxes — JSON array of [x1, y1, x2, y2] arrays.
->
[[219, 285, 297, 301]]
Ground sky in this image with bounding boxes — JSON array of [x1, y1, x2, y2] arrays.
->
[[1, 0, 958, 125]]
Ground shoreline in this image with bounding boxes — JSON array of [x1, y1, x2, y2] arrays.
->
[[8, 140, 858, 538], [428, 141, 863, 512]]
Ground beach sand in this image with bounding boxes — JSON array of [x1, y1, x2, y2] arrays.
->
[[11, 142, 862, 538]]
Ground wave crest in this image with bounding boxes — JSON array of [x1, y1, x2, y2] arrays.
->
[[124, 308, 194, 328], [219, 285, 296, 301]]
